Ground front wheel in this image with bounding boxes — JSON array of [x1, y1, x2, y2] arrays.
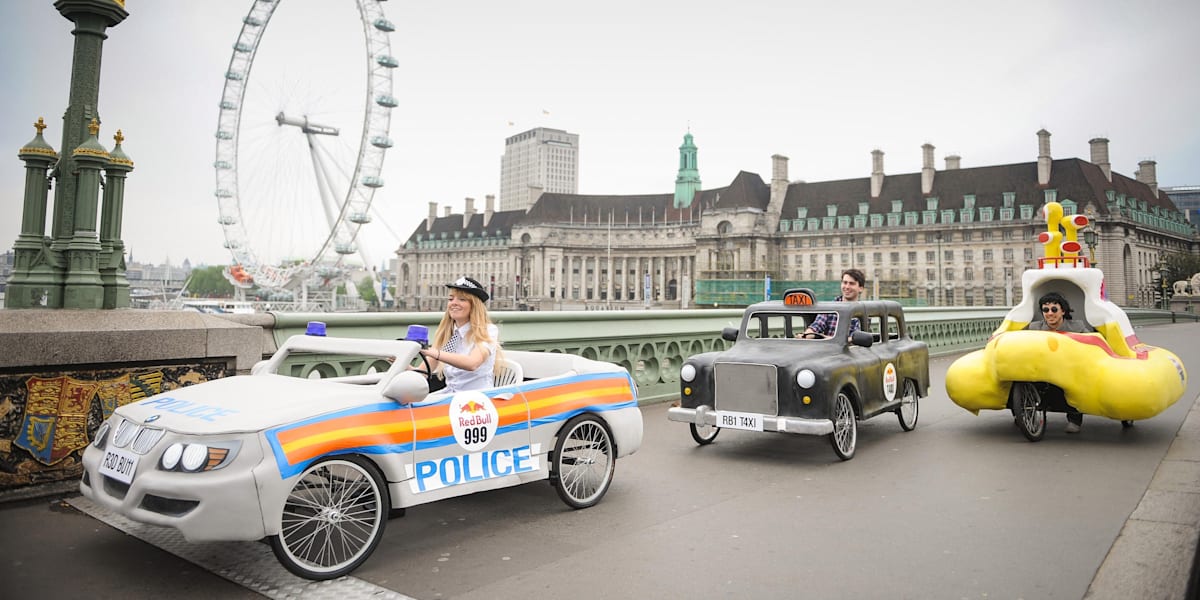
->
[[270, 456, 389, 580], [690, 422, 720, 445], [896, 379, 919, 431], [552, 414, 615, 509], [829, 391, 857, 460], [1012, 382, 1046, 442]]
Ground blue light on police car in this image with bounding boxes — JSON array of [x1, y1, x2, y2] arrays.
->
[[305, 321, 327, 336], [404, 324, 430, 346]]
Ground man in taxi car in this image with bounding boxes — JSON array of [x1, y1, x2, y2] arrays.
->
[[799, 268, 866, 339]]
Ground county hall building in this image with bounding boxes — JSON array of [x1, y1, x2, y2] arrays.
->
[[393, 128, 1196, 312]]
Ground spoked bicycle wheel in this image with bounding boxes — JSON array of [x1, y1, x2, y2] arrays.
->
[[1012, 382, 1046, 442], [270, 456, 389, 580], [690, 421, 720, 445], [552, 415, 615, 509]]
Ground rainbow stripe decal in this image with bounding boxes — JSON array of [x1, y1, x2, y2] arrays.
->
[[264, 371, 637, 479]]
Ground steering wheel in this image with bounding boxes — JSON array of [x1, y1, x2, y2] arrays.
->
[[800, 332, 826, 340], [410, 350, 435, 385]]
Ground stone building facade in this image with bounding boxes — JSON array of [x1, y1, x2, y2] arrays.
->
[[394, 130, 1197, 311]]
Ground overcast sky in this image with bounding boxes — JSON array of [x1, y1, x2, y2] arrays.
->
[[2, 0, 1198, 269]]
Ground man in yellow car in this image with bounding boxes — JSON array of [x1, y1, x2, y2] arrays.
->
[[1027, 292, 1094, 432]]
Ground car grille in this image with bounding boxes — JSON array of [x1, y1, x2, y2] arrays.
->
[[714, 362, 778, 415], [111, 418, 165, 455]]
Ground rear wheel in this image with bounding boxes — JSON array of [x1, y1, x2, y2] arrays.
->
[[896, 379, 919, 431], [270, 456, 388, 580], [690, 422, 720, 445], [552, 415, 615, 509], [829, 391, 857, 460], [1012, 382, 1046, 442]]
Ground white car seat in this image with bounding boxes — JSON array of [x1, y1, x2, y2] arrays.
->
[[493, 358, 524, 387]]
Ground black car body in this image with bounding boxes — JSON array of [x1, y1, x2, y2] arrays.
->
[[668, 289, 930, 460]]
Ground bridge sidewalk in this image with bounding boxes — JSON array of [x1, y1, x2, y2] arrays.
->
[[1087, 393, 1200, 599]]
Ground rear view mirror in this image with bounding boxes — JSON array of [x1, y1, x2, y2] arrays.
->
[[850, 330, 874, 348], [384, 370, 430, 404], [721, 327, 738, 342]]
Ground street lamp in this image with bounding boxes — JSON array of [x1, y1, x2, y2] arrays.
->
[[935, 232, 943, 306], [1159, 262, 1170, 310], [849, 235, 856, 268], [1082, 224, 1097, 267]]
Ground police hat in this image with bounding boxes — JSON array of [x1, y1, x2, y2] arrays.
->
[[446, 276, 489, 302]]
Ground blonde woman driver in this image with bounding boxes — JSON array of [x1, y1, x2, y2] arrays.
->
[[419, 276, 500, 393]]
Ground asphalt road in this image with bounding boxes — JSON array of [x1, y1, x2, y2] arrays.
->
[[2, 323, 1198, 599]]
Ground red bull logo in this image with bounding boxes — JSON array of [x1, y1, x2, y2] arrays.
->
[[883, 363, 898, 401], [458, 411, 493, 428], [449, 391, 499, 452]]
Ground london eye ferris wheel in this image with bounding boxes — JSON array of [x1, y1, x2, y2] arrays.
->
[[213, 0, 397, 292]]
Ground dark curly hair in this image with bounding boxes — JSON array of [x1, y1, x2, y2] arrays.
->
[[1037, 292, 1073, 319]]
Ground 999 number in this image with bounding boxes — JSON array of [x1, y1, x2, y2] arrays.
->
[[464, 426, 488, 445]]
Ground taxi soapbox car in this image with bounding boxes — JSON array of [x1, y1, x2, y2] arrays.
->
[[80, 324, 643, 580], [668, 289, 930, 460], [945, 201, 1187, 440]]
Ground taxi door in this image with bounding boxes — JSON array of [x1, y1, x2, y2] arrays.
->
[[853, 308, 899, 416]]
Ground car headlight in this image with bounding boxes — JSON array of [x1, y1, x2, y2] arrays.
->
[[159, 441, 241, 472], [680, 364, 696, 383], [796, 369, 816, 389], [91, 421, 112, 449]]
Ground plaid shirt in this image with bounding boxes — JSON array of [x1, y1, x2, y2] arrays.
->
[[807, 296, 861, 336]]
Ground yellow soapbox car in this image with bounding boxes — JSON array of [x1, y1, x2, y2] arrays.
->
[[945, 202, 1188, 441]]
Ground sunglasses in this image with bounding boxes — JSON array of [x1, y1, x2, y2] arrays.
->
[[1041, 306, 1060, 314]]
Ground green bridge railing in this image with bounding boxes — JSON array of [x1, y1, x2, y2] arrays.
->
[[236, 307, 1193, 404]]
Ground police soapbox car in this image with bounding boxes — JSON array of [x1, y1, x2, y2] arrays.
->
[[80, 323, 643, 579], [945, 202, 1187, 441], [669, 288, 930, 460]]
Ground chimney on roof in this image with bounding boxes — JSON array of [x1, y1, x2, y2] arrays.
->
[[766, 154, 789, 222], [945, 154, 961, 170], [527, 185, 543, 213], [1037, 129, 1052, 186], [921, 143, 935, 195], [427, 202, 437, 230], [1136, 160, 1158, 197], [484, 194, 495, 226], [870, 149, 884, 198], [1089, 137, 1112, 182], [463, 197, 475, 228], [444, 205, 452, 218]]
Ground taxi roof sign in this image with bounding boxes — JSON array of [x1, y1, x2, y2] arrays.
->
[[783, 288, 816, 306]]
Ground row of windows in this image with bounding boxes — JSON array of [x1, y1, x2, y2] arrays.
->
[[780, 268, 1022, 283], [783, 247, 1032, 265], [781, 205, 1039, 232], [789, 228, 1031, 248], [798, 191, 1045, 219]]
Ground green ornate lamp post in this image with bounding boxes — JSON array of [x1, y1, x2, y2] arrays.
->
[[64, 118, 112, 308], [6, 119, 60, 307], [5, 0, 130, 308], [101, 129, 134, 307]]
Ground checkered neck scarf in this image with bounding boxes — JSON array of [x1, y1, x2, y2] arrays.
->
[[442, 328, 464, 355]]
